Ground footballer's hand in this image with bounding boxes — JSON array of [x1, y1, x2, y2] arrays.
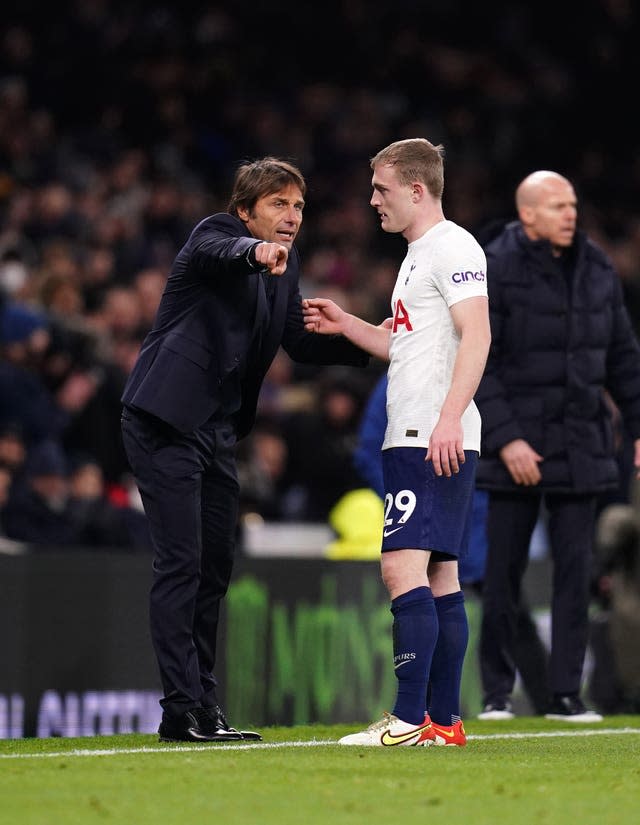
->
[[302, 297, 348, 335], [426, 416, 465, 477], [255, 242, 288, 275], [500, 438, 543, 485]]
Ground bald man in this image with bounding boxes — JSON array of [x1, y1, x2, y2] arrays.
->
[[515, 171, 577, 256], [474, 170, 640, 722]]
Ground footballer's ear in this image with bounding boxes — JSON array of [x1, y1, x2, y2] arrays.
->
[[410, 182, 425, 202], [236, 206, 250, 223]]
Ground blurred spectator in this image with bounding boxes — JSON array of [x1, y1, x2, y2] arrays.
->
[[37, 271, 85, 319], [0, 423, 26, 474], [22, 183, 82, 244], [283, 366, 371, 521], [0, 461, 27, 554], [78, 244, 118, 312], [0, 464, 13, 514], [589, 498, 640, 713], [2, 440, 149, 550], [87, 284, 144, 341], [237, 419, 304, 521], [67, 453, 151, 550], [2, 439, 79, 545], [0, 297, 50, 360], [0, 299, 69, 446], [255, 349, 315, 420], [132, 267, 166, 330]]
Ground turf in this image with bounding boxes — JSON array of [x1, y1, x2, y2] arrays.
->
[[1, 716, 639, 825]]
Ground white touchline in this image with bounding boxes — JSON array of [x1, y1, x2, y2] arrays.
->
[[1, 729, 639, 759]]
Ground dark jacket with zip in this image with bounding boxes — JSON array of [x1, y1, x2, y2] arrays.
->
[[475, 221, 640, 493]]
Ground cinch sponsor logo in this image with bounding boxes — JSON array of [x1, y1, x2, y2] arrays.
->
[[452, 270, 486, 283]]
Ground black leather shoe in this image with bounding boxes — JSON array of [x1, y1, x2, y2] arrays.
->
[[159, 707, 243, 742], [206, 704, 262, 742]]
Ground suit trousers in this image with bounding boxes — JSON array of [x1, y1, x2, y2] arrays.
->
[[121, 406, 239, 716], [479, 490, 598, 705]]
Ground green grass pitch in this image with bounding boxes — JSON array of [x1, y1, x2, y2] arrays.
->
[[1, 716, 639, 825]]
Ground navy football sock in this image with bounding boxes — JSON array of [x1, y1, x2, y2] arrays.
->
[[390, 586, 437, 725], [428, 591, 469, 725]]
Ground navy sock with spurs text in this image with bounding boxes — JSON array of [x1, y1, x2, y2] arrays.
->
[[390, 586, 437, 725], [428, 590, 468, 725]]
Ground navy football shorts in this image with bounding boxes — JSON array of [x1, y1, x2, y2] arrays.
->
[[381, 447, 478, 560]]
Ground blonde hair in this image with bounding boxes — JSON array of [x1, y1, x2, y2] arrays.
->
[[370, 138, 445, 199]]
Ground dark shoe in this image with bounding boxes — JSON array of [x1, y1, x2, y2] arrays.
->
[[477, 700, 514, 720], [544, 694, 603, 722], [159, 707, 243, 742], [206, 704, 262, 741]]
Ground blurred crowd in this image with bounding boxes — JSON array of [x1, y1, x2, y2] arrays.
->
[[1, 0, 640, 550]]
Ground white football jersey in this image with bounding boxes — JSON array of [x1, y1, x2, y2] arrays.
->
[[383, 220, 488, 451]]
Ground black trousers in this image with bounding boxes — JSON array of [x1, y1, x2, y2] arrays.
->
[[121, 407, 239, 717], [479, 491, 598, 705]]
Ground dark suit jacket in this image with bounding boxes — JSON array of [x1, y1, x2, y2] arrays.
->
[[121, 213, 368, 437]]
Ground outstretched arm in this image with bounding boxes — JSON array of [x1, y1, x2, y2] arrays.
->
[[302, 298, 391, 361]]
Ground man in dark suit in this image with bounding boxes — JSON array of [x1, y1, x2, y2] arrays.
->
[[121, 157, 368, 743]]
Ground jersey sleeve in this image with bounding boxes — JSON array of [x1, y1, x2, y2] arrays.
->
[[433, 228, 488, 307]]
